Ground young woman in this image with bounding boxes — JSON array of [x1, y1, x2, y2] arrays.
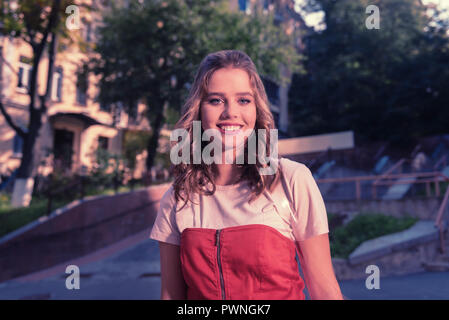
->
[[150, 50, 343, 300]]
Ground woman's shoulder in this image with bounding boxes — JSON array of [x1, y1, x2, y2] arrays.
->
[[159, 184, 176, 207], [159, 183, 197, 212], [279, 157, 312, 183]]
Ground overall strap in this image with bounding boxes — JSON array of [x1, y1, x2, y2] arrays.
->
[[268, 160, 303, 265], [267, 158, 297, 227]]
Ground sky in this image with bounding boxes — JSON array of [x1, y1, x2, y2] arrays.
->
[[294, 0, 449, 31]]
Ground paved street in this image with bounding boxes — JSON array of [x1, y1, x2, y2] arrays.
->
[[1, 237, 449, 300]]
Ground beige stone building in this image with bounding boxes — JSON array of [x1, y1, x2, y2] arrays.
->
[[0, 0, 306, 188], [0, 1, 161, 183]]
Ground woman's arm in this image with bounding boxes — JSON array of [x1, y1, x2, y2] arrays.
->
[[296, 233, 344, 300], [159, 241, 187, 300]]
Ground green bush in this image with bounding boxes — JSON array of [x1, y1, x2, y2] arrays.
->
[[329, 212, 418, 258], [0, 197, 70, 238]]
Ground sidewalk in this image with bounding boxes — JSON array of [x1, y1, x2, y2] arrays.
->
[[1, 235, 449, 300], [0, 231, 162, 300]]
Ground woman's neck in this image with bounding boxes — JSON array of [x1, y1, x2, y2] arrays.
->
[[214, 164, 243, 186]]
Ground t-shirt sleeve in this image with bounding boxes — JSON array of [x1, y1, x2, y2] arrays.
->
[[149, 186, 181, 245], [288, 162, 329, 241]]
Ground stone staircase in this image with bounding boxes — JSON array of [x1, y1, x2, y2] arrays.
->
[[332, 220, 449, 280], [422, 227, 449, 272]]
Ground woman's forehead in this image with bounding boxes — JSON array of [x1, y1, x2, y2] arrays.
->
[[206, 68, 255, 93]]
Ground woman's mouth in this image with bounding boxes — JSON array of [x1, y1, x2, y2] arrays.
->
[[217, 125, 243, 136]]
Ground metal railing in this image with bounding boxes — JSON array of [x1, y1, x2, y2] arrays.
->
[[434, 154, 447, 171], [316, 163, 449, 253], [435, 183, 449, 254]]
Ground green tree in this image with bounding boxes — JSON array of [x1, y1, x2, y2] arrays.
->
[[122, 129, 150, 176], [91, 0, 302, 181], [0, 0, 80, 207], [290, 0, 449, 147]]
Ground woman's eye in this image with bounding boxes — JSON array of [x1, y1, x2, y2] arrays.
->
[[239, 98, 251, 104], [208, 98, 222, 105]]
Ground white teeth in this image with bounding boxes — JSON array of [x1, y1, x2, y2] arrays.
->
[[220, 125, 242, 131]]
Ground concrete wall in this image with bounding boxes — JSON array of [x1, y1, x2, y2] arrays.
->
[[332, 230, 449, 281], [326, 197, 449, 280], [0, 183, 170, 283], [279, 131, 355, 156]]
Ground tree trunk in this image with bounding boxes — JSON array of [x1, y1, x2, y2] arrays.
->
[[145, 101, 165, 184], [11, 33, 58, 207], [11, 97, 43, 207], [7, 1, 61, 207]]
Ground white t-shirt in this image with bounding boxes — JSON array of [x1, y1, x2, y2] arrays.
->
[[149, 158, 329, 245]]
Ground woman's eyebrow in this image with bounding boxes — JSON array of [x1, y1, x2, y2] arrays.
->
[[206, 92, 254, 97]]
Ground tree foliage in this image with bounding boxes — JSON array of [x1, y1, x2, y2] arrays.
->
[[0, 0, 91, 206], [91, 0, 302, 175], [289, 0, 449, 147], [0, 0, 68, 179]]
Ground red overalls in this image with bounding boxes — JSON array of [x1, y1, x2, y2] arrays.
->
[[180, 224, 306, 300]]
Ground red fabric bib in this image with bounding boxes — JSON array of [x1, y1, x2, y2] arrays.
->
[[180, 224, 306, 300]]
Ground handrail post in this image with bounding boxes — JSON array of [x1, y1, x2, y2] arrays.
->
[[435, 179, 449, 253], [435, 178, 440, 197], [356, 180, 361, 201]]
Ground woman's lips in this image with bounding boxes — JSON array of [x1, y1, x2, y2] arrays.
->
[[218, 127, 243, 136]]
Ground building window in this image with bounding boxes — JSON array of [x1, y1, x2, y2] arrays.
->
[[98, 136, 109, 150], [82, 18, 92, 42], [76, 71, 88, 106], [12, 134, 23, 157], [17, 57, 32, 92], [238, 0, 251, 14], [263, 0, 269, 10], [51, 67, 63, 102], [53, 129, 74, 171]]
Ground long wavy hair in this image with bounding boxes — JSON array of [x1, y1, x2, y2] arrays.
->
[[172, 50, 281, 211]]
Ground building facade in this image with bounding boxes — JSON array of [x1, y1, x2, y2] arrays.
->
[[0, 0, 156, 183]]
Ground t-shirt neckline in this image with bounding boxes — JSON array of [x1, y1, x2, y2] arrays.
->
[[214, 180, 249, 191]]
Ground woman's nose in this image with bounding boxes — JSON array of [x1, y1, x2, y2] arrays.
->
[[222, 101, 239, 118]]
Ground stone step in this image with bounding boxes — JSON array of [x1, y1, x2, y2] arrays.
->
[[348, 220, 440, 265], [422, 261, 449, 272]]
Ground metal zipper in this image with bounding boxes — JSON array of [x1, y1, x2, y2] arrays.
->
[[215, 229, 226, 300]]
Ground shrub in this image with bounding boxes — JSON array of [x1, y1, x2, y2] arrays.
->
[[329, 212, 418, 258]]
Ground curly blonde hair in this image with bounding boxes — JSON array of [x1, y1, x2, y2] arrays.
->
[[172, 50, 281, 211]]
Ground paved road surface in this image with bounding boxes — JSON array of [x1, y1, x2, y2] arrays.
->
[[1, 237, 448, 300]]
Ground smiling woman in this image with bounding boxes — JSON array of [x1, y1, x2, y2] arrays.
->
[[201, 68, 257, 161], [149, 50, 343, 300]]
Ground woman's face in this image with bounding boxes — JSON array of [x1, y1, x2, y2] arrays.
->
[[200, 67, 257, 151]]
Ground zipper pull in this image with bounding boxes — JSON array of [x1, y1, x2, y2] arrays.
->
[[215, 230, 220, 246]]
